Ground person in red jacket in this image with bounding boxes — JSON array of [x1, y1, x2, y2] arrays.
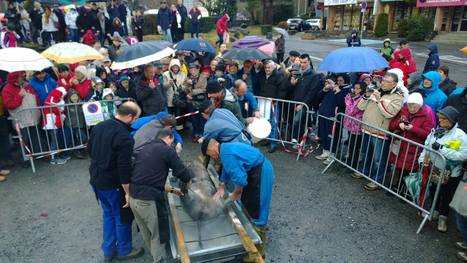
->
[[43, 86, 71, 165], [3, 23, 19, 48], [389, 48, 417, 85], [388, 92, 435, 192], [81, 29, 97, 46], [1, 71, 42, 158], [57, 64, 74, 91], [215, 14, 229, 47], [70, 65, 92, 100]]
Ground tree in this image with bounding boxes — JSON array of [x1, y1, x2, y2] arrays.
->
[[262, 0, 273, 24]]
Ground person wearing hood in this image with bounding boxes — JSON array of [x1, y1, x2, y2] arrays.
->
[[65, 5, 79, 42], [57, 64, 74, 91], [423, 44, 440, 73], [215, 14, 229, 46], [102, 88, 117, 120], [43, 86, 71, 165], [389, 48, 417, 85], [416, 71, 447, 113], [346, 30, 361, 47], [2, 72, 42, 159], [380, 38, 394, 61], [115, 75, 137, 100], [163, 58, 188, 126], [388, 92, 435, 192], [70, 65, 92, 100], [81, 29, 97, 46], [445, 87, 467, 132], [419, 106, 467, 233], [65, 89, 87, 159], [438, 65, 458, 96], [387, 68, 409, 103], [108, 32, 128, 61], [135, 63, 167, 116], [29, 69, 57, 106], [206, 79, 244, 126], [96, 8, 111, 45]]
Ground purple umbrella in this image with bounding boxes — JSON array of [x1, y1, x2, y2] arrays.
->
[[233, 36, 271, 48]]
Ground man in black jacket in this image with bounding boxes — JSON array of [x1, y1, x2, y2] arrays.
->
[[129, 127, 192, 263], [135, 64, 167, 116], [176, 0, 188, 41], [88, 101, 144, 262], [256, 60, 288, 152], [445, 88, 467, 132]]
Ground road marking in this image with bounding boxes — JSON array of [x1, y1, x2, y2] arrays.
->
[[414, 53, 467, 65], [310, 55, 323, 61]]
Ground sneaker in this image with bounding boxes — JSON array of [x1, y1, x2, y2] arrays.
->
[[456, 242, 467, 251], [116, 247, 144, 261], [323, 157, 333, 165], [364, 182, 380, 191], [73, 150, 85, 159], [438, 216, 448, 233], [0, 169, 10, 176], [432, 210, 439, 221], [457, 252, 467, 262], [50, 157, 67, 165], [351, 172, 363, 179], [61, 155, 71, 162], [315, 150, 330, 160]]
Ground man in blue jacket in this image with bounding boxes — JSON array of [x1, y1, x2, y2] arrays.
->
[[416, 71, 447, 113], [157, 1, 172, 43], [423, 44, 440, 73], [29, 70, 57, 105]]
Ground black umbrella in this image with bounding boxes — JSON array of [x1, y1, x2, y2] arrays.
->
[[223, 47, 271, 61], [112, 41, 174, 70]]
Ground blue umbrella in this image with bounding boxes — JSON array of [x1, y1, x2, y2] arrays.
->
[[273, 27, 289, 38], [112, 41, 173, 70], [318, 47, 389, 73], [175, 39, 216, 55]]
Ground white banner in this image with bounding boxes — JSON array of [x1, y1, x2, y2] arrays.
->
[[324, 0, 357, 6]]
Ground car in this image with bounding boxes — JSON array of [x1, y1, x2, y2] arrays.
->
[[306, 18, 321, 31], [286, 18, 305, 31]]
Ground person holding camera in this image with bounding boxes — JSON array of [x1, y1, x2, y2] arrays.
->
[[163, 59, 188, 130], [357, 72, 404, 191], [186, 63, 209, 142]]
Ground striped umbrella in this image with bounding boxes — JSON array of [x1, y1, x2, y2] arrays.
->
[[42, 42, 104, 64], [0, 47, 53, 72]]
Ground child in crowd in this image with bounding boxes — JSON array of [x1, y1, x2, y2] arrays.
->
[[3, 23, 19, 48], [86, 77, 104, 101], [102, 88, 116, 119], [81, 29, 97, 46], [66, 89, 87, 159]]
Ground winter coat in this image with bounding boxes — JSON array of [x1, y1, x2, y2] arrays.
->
[[275, 37, 285, 53], [390, 48, 417, 84], [216, 15, 229, 35], [135, 74, 167, 116], [389, 105, 435, 171], [357, 87, 404, 139], [115, 82, 137, 100], [71, 79, 92, 100], [82, 29, 96, 46], [42, 12, 59, 32], [29, 74, 57, 106], [439, 77, 458, 96], [215, 88, 244, 124], [76, 8, 92, 33], [343, 94, 364, 134], [346, 31, 361, 47], [256, 69, 288, 100], [107, 4, 120, 22], [65, 89, 85, 129], [416, 71, 447, 113], [86, 88, 103, 101], [177, 4, 188, 25], [419, 124, 467, 178], [43, 87, 67, 130], [30, 7, 43, 31], [189, 7, 201, 24], [157, 7, 172, 30], [318, 86, 349, 118], [423, 44, 440, 73], [65, 10, 78, 29], [445, 88, 467, 132], [380, 38, 394, 61], [3, 31, 17, 47], [163, 59, 187, 108], [118, 3, 128, 26], [58, 72, 74, 91], [1, 72, 40, 128], [188, 73, 208, 109], [132, 15, 144, 31], [290, 68, 322, 108]]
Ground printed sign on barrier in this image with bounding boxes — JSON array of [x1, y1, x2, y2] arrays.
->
[[82, 102, 105, 126]]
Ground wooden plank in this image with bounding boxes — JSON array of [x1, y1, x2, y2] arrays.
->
[[206, 167, 265, 263], [167, 193, 191, 263]]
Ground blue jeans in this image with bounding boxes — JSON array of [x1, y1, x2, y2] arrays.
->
[[457, 213, 467, 245], [68, 28, 79, 42], [216, 33, 224, 46], [268, 104, 279, 149], [162, 28, 172, 43], [192, 113, 206, 137], [357, 133, 389, 184], [95, 188, 132, 257], [191, 23, 199, 38]]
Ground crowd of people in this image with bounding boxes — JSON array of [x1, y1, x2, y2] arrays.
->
[[0, 0, 467, 262]]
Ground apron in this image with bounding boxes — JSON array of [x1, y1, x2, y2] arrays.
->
[[241, 160, 264, 220]]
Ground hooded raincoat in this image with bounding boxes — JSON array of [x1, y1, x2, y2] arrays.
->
[[163, 59, 187, 108], [416, 71, 447, 113], [423, 44, 440, 73]]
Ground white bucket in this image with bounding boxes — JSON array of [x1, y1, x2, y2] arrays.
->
[[247, 118, 272, 143]]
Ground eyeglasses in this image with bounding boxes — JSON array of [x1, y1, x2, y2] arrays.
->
[[381, 79, 394, 84]]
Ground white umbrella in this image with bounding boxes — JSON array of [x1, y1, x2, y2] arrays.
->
[[0, 47, 53, 72]]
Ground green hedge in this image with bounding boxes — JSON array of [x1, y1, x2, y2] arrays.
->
[[374, 13, 388, 37], [397, 19, 409, 37], [397, 15, 434, 41]]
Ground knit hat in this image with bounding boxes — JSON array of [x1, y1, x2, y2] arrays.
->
[[75, 65, 88, 77], [359, 73, 372, 81], [198, 99, 213, 113], [215, 64, 225, 72], [93, 77, 103, 85], [289, 50, 300, 57], [189, 63, 200, 69], [407, 93, 423, 106], [201, 66, 211, 74], [206, 80, 223, 94], [102, 88, 114, 98], [119, 75, 129, 81], [56, 86, 67, 97], [437, 106, 459, 124], [153, 61, 163, 68]]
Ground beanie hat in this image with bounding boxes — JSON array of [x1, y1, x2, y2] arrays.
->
[[289, 50, 300, 57], [119, 75, 129, 81], [75, 65, 88, 77], [201, 66, 211, 74], [359, 73, 372, 81], [102, 88, 114, 98], [215, 64, 225, 72], [437, 106, 459, 124], [93, 77, 103, 85], [206, 80, 223, 94], [407, 92, 423, 106], [56, 86, 67, 97]]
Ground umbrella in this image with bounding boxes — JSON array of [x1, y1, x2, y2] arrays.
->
[[0, 47, 53, 72], [175, 39, 216, 55], [112, 41, 174, 70], [318, 47, 389, 73], [461, 46, 467, 54], [233, 36, 270, 48], [273, 27, 289, 38], [223, 48, 271, 61], [40, 0, 86, 5], [258, 42, 276, 56], [42, 42, 104, 64]]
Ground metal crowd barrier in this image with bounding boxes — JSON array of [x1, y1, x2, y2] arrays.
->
[[321, 112, 446, 234], [10, 99, 128, 173], [254, 96, 319, 160]]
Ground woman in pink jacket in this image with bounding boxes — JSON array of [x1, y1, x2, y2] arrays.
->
[[215, 14, 229, 47], [343, 81, 365, 174]]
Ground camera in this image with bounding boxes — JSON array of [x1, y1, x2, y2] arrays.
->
[[366, 84, 377, 93]]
